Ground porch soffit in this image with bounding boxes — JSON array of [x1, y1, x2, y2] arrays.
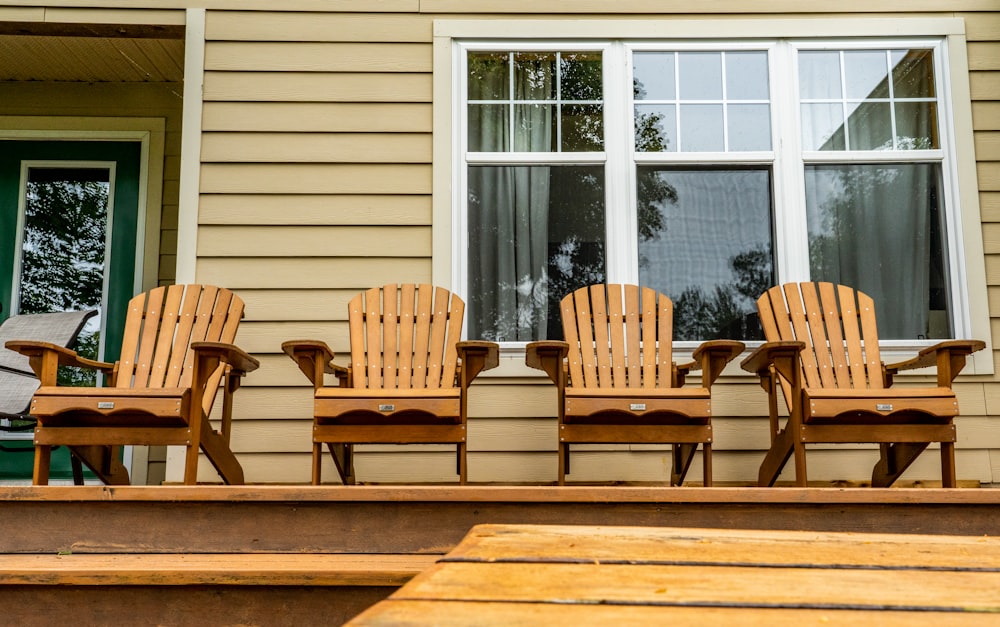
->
[[0, 22, 184, 83]]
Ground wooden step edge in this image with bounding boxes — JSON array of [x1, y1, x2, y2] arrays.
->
[[0, 553, 439, 587]]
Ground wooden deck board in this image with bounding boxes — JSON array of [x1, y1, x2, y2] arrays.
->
[[347, 600, 1000, 626], [351, 524, 1000, 625], [1, 553, 436, 586]]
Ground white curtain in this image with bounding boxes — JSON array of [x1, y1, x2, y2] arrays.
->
[[468, 59, 552, 341], [805, 163, 935, 339]]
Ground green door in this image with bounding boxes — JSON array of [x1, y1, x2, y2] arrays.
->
[[0, 140, 142, 480]]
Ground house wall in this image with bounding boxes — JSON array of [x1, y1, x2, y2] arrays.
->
[[180, 1, 1000, 486]]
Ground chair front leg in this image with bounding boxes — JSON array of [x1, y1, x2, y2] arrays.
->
[[32, 445, 52, 485]]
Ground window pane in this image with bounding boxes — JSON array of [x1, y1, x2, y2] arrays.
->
[[844, 50, 889, 99], [847, 101, 892, 150], [802, 103, 845, 151], [637, 167, 774, 341], [726, 51, 769, 100], [513, 103, 556, 151], [468, 104, 509, 151], [680, 104, 724, 151], [634, 104, 676, 152], [799, 52, 842, 99], [892, 49, 935, 98], [468, 165, 606, 342], [679, 52, 722, 100], [895, 101, 938, 150], [561, 52, 602, 100], [562, 104, 604, 151], [20, 167, 110, 385], [805, 163, 951, 339], [633, 52, 675, 100], [514, 53, 556, 100], [728, 103, 771, 151], [468, 52, 509, 100]]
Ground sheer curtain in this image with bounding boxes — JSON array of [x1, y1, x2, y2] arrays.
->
[[805, 163, 935, 339], [468, 63, 552, 341]]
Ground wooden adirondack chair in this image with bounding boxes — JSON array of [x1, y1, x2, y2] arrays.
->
[[283, 284, 499, 485], [6, 284, 259, 485], [741, 282, 984, 488], [525, 284, 744, 486]]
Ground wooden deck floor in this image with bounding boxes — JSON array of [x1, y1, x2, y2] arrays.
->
[[1, 485, 997, 625]]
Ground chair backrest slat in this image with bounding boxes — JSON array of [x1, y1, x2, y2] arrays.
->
[[349, 284, 463, 391], [411, 285, 434, 389], [589, 285, 612, 388], [397, 284, 416, 390], [756, 282, 884, 397], [364, 288, 383, 389], [573, 288, 598, 388], [654, 287, 673, 388], [441, 291, 464, 388], [857, 289, 884, 389], [817, 282, 850, 389], [562, 295, 585, 389], [349, 292, 366, 388], [426, 286, 452, 389], [382, 285, 400, 390], [561, 284, 674, 390], [607, 284, 627, 388]]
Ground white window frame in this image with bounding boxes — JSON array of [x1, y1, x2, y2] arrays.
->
[[432, 18, 991, 374]]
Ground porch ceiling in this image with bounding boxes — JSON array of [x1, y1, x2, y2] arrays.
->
[[0, 29, 184, 83]]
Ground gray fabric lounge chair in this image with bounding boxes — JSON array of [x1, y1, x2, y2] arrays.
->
[[1, 310, 96, 483]]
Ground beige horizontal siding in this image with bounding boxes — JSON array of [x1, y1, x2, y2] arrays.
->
[[201, 132, 431, 163], [203, 72, 431, 102], [236, 289, 361, 321], [202, 103, 432, 132], [972, 71, 1000, 100], [969, 42, 1000, 70], [205, 42, 431, 72], [199, 194, 431, 225], [235, 321, 346, 354], [198, 257, 430, 290], [977, 103, 1000, 130], [980, 162, 1000, 191], [200, 163, 431, 194], [976, 131, 1000, 160], [205, 11, 432, 43], [197, 225, 431, 257]]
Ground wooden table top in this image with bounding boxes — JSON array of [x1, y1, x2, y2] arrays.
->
[[348, 523, 1000, 625]]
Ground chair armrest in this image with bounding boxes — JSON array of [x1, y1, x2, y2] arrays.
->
[[885, 339, 986, 387], [525, 341, 569, 386], [457, 341, 500, 387], [740, 340, 805, 383], [682, 340, 746, 388], [5, 339, 115, 384], [281, 339, 344, 388], [191, 341, 260, 374]]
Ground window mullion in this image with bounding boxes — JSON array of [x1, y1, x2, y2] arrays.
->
[[774, 41, 811, 284], [605, 41, 636, 284]]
